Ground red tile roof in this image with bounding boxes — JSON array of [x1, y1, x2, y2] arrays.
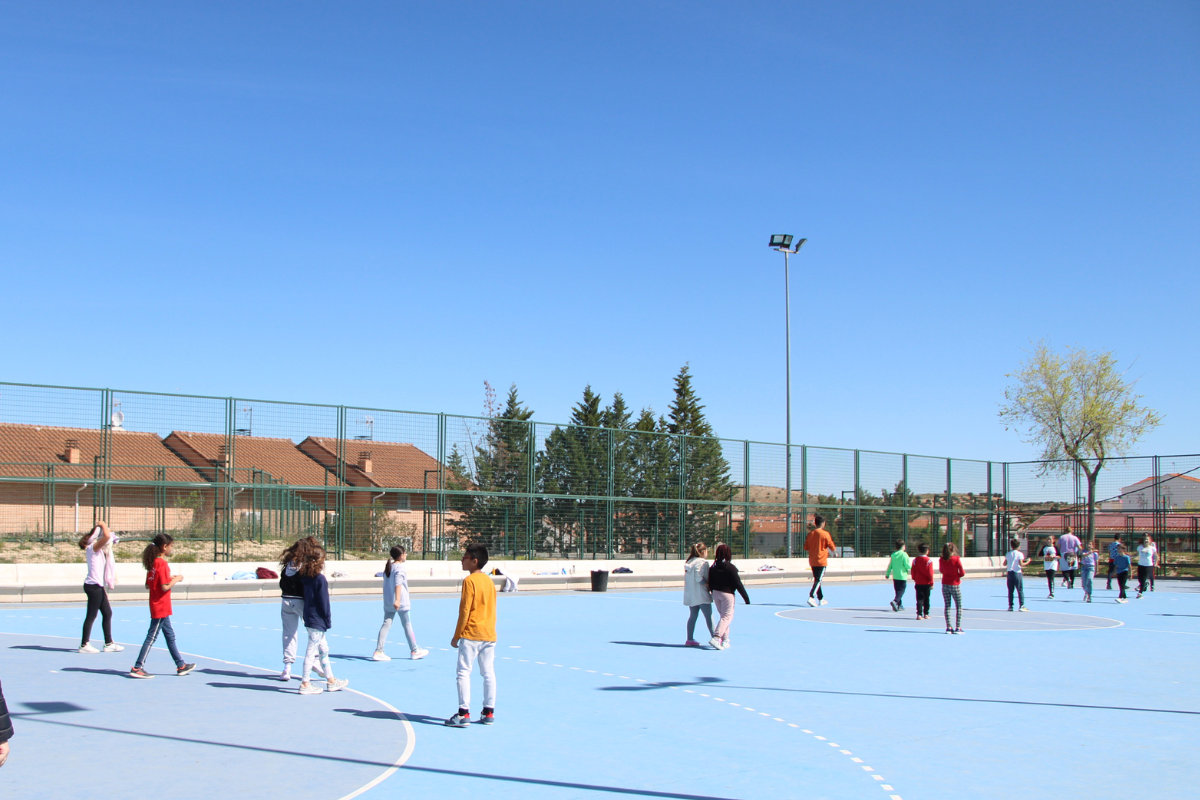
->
[[0, 423, 197, 481], [297, 437, 444, 490], [164, 431, 344, 487]]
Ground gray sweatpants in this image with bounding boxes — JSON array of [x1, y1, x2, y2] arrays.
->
[[376, 608, 418, 653], [456, 638, 496, 710], [281, 597, 304, 666]]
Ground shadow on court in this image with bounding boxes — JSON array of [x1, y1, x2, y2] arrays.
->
[[600, 676, 725, 692], [207, 681, 294, 694], [60, 667, 133, 678], [10, 644, 79, 653]]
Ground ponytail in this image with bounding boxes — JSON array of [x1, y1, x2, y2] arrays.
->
[[384, 544, 404, 577], [142, 533, 174, 571], [78, 524, 102, 550]]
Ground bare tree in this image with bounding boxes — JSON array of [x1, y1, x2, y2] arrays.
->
[[1000, 341, 1162, 544]]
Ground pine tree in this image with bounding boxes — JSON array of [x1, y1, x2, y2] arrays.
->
[[456, 384, 534, 554], [667, 365, 734, 547]]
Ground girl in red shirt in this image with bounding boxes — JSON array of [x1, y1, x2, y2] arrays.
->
[[130, 534, 196, 678], [939, 542, 966, 635]]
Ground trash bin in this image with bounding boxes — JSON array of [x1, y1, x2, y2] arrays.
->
[[590, 570, 609, 592]]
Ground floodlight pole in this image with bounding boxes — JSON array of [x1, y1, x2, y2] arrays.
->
[[784, 248, 793, 559]]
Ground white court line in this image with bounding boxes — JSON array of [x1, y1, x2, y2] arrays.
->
[[774, 608, 1123, 631], [0, 630, 415, 800], [1125, 628, 1200, 636]]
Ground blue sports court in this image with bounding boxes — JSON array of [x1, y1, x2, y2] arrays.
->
[[2, 577, 1197, 799]]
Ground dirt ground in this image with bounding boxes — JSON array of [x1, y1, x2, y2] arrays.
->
[[0, 538, 385, 564]]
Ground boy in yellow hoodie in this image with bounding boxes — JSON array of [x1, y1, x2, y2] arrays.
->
[[446, 543, 497, 727], [884, 539, 912, 612]]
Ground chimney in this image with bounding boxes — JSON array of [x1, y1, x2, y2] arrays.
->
[[357, 451, 373, 474], [215, 445, 231, 469], [64, 439, 81, 464]]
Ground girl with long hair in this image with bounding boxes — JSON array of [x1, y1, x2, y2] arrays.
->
[[78, 521, 123, 654], [276, 537, 313, 681], [939, 542, 966, 635], [298, 542, 348, 695], [373, 544, 428, 661], [129, 534, 195, 678], [706, 543, 749, 650], [683, 542, 713, 647]]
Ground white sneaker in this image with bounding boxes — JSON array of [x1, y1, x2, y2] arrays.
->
[[102, 643, 125, 652], [276, 670, 292, 682], [78, 643, 100, 654], [820, 599, 828, 606], [719, 639, 731, 650], [806, 597, 818, 607], [326, 677, 349, 692], [411, 648, 429, 660], [298, 682, 323, 695], [371, 651, 391, 661], [707, 636, 722, 648]]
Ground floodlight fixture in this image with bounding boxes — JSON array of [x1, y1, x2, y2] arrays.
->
[[769, 234, 793, 250]]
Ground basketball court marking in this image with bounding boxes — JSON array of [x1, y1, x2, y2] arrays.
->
[[1, 631, 415, 800]]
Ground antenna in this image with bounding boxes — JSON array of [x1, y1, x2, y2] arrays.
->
[[355, 415, 374, 441], [110, 400, 124, 430], [236, 406, 253, 436]]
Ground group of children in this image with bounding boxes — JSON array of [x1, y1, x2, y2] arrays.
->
[[882, 540, 966, 633], [76, 523, 500, 727]]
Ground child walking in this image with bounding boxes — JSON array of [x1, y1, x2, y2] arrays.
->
[[130, 534, 195, 678], [373, 545, 428, 661], [1113, 543, 1132, 603], [940, 542, 965, 634], [277, 537, 311, 681], [1136, 535, 1158, 599], [1005, 538, 1030, 612], [683, 542, 714, 647], [298, 544, 349, 695], [911, 542, 934, 620], [446, 543, 497, 727], [1080, 540, 1098, 602], [707, 543, 750, 649], [885, 540, 911, 612], [1041, 535, 1059, 599]]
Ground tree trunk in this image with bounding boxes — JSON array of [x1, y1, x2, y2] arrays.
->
[[1086, 470, 1099, 546]]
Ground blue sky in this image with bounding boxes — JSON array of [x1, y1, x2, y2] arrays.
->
[[1, 1, 1197, 462]]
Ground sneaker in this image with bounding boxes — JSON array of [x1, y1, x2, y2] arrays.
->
[[102, 643, 124, 653], [946, 628, 954, 634], [684, 640, 700, 647], [1049, 593, 1055, 599], [372, 651, 391, 661], [707, 636, 722, 648], [411, 648, 429, 660], [820, 599, 828, 605], [276, 670, 292, 682], [955, 628, 965, 635], [720, 639, 731, 650], [1008, 606, 1014, 612], [806, 597, 818, 607], [1136, 592, 1143, 599], [1019, 606, 1029, 612], [1085, 595, 1091, 603], [78, 643, 100, 654], [889, 600, 897, 612], [445, 712, 470, 727], [129, 667, 154, 679], [176, 663, 196, 676], [480, 710, 495, 725], [326, 677, 349, 692], [298, 682, 323, 695]]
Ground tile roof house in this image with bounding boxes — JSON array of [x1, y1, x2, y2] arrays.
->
[[0, 423, 204, 535], [296, 437, 444, 512], [163, 432, 345, 507]]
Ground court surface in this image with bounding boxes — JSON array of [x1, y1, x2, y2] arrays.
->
[[2, 575, 1197, 799]]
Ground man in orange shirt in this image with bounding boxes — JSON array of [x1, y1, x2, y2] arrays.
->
[[805, 514, 838, 607]]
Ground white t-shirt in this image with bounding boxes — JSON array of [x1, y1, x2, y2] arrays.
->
[[1138, 544, 1158, 567], [382, 562, 410, 611], [1005, 550, 1025, 573], [1041, 545, 1059, 571], [84, 530, 109, 587]]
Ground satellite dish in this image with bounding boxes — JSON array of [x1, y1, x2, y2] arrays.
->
[[110, 411, 124, 429]]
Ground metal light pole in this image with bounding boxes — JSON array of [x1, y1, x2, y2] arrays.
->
[[769, 235, 806, 558]]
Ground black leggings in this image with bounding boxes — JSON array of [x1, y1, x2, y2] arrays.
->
[[915, 584, 932, 616], [1045, 568, 1056, 594], [810, 566, 825, 600], [82, 583, 113, 646], [1117, 572, 1129, 599], [1061, 568, 1076, 588], [1137, 565, 1151, 594]]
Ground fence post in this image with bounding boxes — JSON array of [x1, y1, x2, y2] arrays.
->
[[902, 454, 909, 547], [677, 434, 686, 558], [606, 428, 615, 560], [335, 406, 347, 560], [986, 462, 994, 557], [800, 444, 808, 557], [743, 441, 751, 558], [853, 449, 861, 555]]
